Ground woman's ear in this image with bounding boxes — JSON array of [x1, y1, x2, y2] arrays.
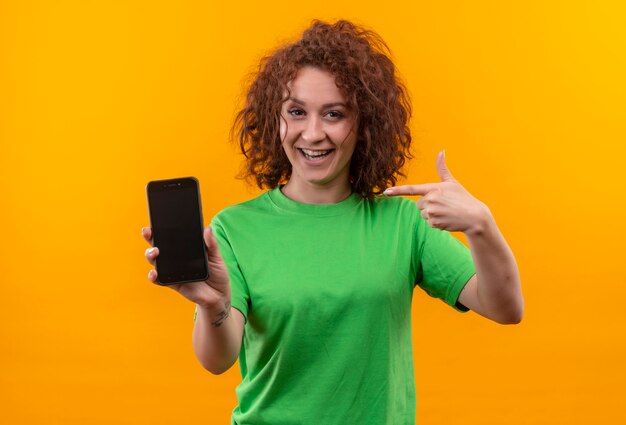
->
[[279, 113, 288, 142]]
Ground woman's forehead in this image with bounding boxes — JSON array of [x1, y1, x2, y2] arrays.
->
[[283, 66, 348, 105]]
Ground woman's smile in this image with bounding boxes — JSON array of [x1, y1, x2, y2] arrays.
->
[[297, 147, 335, 162]]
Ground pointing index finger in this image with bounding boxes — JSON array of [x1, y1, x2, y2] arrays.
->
[[384, 183, 439, 197]]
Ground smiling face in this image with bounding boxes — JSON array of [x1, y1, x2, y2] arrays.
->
[[279, 66, 358, 197]]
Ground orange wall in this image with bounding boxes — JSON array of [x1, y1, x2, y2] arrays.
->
[[1, 1, 625, 424]]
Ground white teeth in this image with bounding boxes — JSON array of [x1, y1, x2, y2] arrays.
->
[[301, 148, 331, 157]]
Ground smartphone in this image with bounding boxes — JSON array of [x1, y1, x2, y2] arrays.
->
[[146, 176, 209, 285]]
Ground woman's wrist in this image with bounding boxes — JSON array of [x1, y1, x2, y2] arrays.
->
[[464, 202, 494, 237], [197, 297, 232, 327]]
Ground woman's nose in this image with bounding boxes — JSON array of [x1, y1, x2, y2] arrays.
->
[[301, 116, 325, 143]]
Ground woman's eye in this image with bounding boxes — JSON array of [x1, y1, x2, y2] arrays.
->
[[288, 109, 304, 117], [327, 110, 344, 119]]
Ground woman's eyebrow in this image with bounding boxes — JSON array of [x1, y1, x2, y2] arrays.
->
[[288, 97, 347, 108]]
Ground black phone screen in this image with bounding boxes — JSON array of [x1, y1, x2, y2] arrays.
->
[[146, 177, 209, 285]]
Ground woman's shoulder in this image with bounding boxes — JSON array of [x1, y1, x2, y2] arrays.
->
[[211, 190, 274, 225], [358, 194, 419, 227], [366, 193, 416, 213]]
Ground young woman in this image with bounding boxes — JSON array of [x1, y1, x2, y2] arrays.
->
[[142, 20, 523, 425]]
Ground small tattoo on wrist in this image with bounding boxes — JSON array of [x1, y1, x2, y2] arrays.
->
[[211, 301, 231, 327]]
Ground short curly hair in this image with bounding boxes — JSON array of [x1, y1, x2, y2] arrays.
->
[[232, 19, 412, 199]]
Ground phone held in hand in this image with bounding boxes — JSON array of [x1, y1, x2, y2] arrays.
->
[[146, 177, 209, 285]]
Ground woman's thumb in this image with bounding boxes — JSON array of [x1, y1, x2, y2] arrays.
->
[[204, 226, 220, 259]]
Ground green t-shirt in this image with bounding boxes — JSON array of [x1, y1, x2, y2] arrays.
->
[[208, 187, 476, 425]]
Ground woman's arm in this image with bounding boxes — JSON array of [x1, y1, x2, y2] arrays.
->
[[384, 151, 524, 324], [457, 212, 523, 324], [193, 300, 246, 374], [143, 226, 246, 373]]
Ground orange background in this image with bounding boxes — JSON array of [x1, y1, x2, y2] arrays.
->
[[1, 1, 625, 424]]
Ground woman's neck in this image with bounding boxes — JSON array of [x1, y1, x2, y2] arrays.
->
[[281, 179, 352, 204]]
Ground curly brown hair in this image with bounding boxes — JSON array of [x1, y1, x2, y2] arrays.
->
[[231, 19, 412, 199]]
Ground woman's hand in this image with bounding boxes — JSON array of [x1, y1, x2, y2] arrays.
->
[[383, 151, 492, 235], [142, 226, 231, 308], [385, 151, 523, 324]]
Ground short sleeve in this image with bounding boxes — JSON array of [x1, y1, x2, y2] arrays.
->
[[414, 215, 476, 312], [194, 218, 251, 322]]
